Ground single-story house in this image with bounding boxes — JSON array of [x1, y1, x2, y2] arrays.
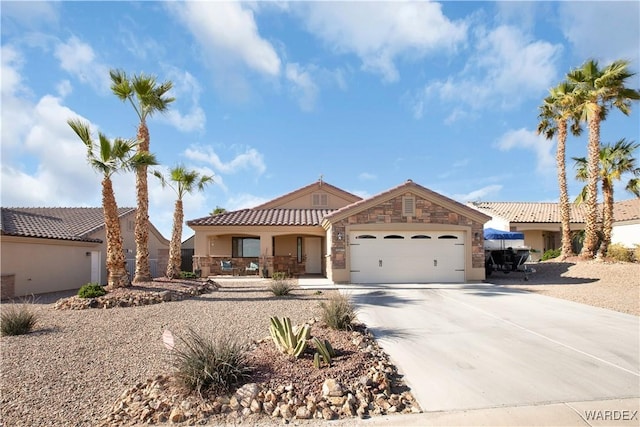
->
[[469, 198, 640, 260], [187, 179, 490, 284], [1, 207, 170, 298]]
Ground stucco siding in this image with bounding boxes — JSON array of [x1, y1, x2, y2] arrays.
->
[[611, 222, 640, 248], [1, 237, 98, 297]]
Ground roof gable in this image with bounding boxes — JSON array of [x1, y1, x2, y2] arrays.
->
[[253, 180, 362, 210], [324, 179, 491, 224], [0, 207, 136, 242]]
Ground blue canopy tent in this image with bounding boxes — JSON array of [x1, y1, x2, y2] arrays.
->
[[483, 228, 524, 240]]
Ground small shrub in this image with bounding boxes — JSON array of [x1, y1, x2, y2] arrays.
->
[[268, 279, 294, 296], [172, 328, 252, 395], [541, 248, 561, 261], [607, 244, 633, 262], [320, 293, 356, 331], [271, 272, 288, 281], [634, 245, 640, 263], [78, 283, 106, 298], [1, 301, 38, 336], [179, 271, 198, 279]]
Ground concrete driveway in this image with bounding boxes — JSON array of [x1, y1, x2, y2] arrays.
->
[[343, 283, 639, 424]]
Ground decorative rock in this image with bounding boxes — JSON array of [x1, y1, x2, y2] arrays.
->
[[322, 407, 337, 420], [169, 407, 184, 423], [279, 404, 293, 419], [295, 406, 311, 419], [250, 399, 262, 413], [235, 383, 259, 408], [229, 396, 241, 411], [322, 379, 343, 397], [263, 401, 275, 415]]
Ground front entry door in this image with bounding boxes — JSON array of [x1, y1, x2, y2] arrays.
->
[[305, 237, 322, 274]]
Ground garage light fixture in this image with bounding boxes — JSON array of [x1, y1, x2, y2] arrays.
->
[[337, 232, 343, 241]]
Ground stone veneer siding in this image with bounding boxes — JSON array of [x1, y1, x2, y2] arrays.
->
[[330, 194, 486, 271]]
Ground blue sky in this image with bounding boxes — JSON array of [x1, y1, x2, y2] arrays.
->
[[2, 1, 639, 241]]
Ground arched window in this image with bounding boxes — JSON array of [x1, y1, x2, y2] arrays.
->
[[356, 235, 376, 239], [411, 235, 431, 239], [384, 235, 404, 239]]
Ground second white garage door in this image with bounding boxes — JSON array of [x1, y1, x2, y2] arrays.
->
[[349, 231, 465, 283]]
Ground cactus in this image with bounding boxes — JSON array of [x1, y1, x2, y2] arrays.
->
[[313, 352, 321, 369], [313, 337, 335, 366], [269, 316, 309, 358]]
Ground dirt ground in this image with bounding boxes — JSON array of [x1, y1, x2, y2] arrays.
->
[[487, 259, 639, 316]]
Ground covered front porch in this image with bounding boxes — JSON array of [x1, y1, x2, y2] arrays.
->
[[192, 228, 326, 278]]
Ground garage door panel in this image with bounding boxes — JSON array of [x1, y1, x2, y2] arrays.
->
[[349, 231, 464, 283]]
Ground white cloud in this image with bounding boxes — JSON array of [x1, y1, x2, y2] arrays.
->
[[452, 184, 503, 202], [414, 25, 562, 117], [1, 45, 35, 151], [285, 63, 319, 112], [296, 1, 467, 82], [494, 128, 555, 175], [184, 146, 266, 175], [559, 2, 640, 65], [225, 193, 270, 210], [53, 36, 111, 93], [168, 1, 281, 77], [1, 94, 104, 208], [56, 80, 73, 98], [0, 1, 59, 30]]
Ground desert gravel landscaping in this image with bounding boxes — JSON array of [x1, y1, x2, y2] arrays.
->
[[0, 280, 417, 427], [488, 259, 639, 316]]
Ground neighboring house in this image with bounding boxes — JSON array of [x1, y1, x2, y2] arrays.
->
[[1, 207, 170, 298], [187, 179, 490, 284], [469, 198, 640, 260]]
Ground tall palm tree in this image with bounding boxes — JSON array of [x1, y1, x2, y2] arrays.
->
[[68, 119, 158, 289], [573, 139, 640, 258], [567, 59, 640, 259], [110, 70, 175, 283], [537, 81, 583, 260], [153, 166, 214, 279]]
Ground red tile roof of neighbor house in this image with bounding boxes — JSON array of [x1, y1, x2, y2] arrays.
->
[[471, 198, 640, 223], [0, 207, 136, 242], [187, 208, 334, 227]]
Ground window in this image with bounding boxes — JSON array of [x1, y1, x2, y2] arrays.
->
[[312, 193, 329, 207], [438, 235, 458, 240], [232, 237, 260, 257], [411, 235, 431, 239], [402, 196, 415, 217], [356, 235, 376, 239], [384, 235, 404, 239]]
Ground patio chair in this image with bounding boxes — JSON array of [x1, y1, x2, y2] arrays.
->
[[220, 260, 234, 275], [245, 262, 259, 276]]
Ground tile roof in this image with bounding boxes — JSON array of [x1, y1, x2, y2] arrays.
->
[[471, 199, 640, 223], [1, 207, 136, 242], [187, 208, 334, 227], [613, 198, 640, 222]]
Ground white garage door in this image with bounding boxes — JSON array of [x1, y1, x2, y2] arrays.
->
[[349, 231, 465, 283]]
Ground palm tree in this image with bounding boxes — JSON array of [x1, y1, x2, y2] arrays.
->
[[153, 166, 214, 279], [68, 119, 158, 289], [567, 59, 640, 259], [537, 81, 583, 260], [573, 139, 640, 258], [210, 206, 227, 215], [110, 70, 175, 283]]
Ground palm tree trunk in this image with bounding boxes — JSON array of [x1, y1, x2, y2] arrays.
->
[[133, 122, 151, 283], [580, 107, 602, 259], [167, 199, 183, 279], [597, 180, 614, 259], [556, 119, 574, 260], [103, 177, 130, 289]]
